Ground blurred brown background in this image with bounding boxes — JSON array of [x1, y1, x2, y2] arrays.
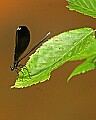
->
[[1, 0, 96, 119]]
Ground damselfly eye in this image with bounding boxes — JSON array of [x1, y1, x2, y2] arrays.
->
[[10, 66, 14, 71]]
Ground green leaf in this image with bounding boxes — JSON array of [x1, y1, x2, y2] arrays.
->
[[11, 28, 95, 88], [70, 41, 96, 61], [67, 0, 96, 18], [68, 55, 96, 80]]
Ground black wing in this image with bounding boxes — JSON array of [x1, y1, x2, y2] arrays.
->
[[14, 26, 30, 61]]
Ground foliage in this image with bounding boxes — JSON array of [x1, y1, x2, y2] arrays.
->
[[11, 0, 96, 88]]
